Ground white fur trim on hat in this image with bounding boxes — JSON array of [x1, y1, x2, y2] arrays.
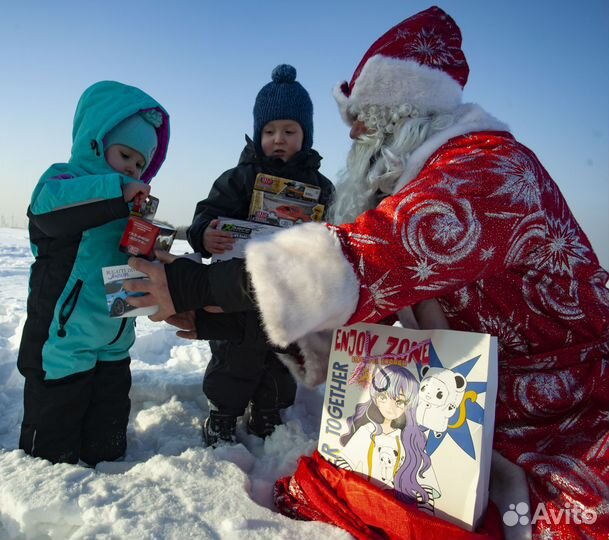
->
[[245, 222, 360, 347], [334, 55, 463, 125]]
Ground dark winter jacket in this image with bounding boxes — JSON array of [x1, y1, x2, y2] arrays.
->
[[187, 136, 334, 256], [18, 81, 170, 380]]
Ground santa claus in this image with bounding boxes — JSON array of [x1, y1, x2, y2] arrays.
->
[[127, 6, 609, 540]]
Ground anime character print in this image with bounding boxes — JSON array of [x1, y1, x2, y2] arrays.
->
[[336, 364, 441, 512]]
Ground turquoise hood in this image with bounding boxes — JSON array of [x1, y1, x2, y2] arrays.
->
[[70, 80, 170, 183]]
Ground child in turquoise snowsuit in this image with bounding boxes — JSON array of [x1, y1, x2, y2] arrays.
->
[[17, 81, 170, 465]]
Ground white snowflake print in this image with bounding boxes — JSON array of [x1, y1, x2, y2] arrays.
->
[[432, 214, 464, 244], [362, 269, 401, 315], [536, 216, 590, 276], [531, 373, 575, 404], [478, 312, 527, 354], [557, 408, 586, 435], [538, 527, 561, 540], [435, 172, 470, 195], [404, 27, 456, 67], [480, 246, 495, 261], [590, 268, 609, 306], [347, 232, 391, 247], [442, 287, 472, 313], [398, 197, 481, 265], [414, 277, 463, 292], [504, 210, 545, 266], [484, 211, 524, 220], [406, 257, 439, 282], [443, 149, 487, 171], [522, 270, 585, 321], [490, 153, 542, 210], [375, 28, 412, 55]]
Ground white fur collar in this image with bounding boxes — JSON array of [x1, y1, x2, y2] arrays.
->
[[393, 104, 509, 193]]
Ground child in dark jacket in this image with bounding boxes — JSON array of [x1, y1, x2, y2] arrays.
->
[[18, 81, 170, 465], [187, 65, 334, 446]]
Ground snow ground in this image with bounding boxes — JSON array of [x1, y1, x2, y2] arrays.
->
[[0, 228, 349, 540]]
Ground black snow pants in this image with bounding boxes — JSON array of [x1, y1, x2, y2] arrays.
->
[[203, 313, 297, 416], [19, 358, 131, 466]]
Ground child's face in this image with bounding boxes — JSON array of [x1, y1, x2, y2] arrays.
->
[[105, 144, 146, 180], [261, 120, 304, 162]]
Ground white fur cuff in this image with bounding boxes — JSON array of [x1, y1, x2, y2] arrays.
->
[[245, 222, 360, 347]]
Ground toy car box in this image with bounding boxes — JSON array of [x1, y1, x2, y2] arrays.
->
[[247, 173, 325, 228], [119, 195, 176, 259], [119, 217, 176, 259], [101, 264, 159, 318], [211, 218, 279, 262]]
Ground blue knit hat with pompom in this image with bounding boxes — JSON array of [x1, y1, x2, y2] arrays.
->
[[253, 64, 313, 153]]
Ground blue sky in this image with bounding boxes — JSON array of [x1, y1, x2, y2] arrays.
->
[[1, 0, 607, 267]]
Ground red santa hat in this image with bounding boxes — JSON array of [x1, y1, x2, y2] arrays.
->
[[334, 6, 469, 124]]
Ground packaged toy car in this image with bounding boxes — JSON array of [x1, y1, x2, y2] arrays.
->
[[119, 195, 176, 259], [248, 173, 325, 228], [101, 264, 159, 318]]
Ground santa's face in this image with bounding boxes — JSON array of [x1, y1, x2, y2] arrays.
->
[[349, 120, 371, 140], [328, 131, 383, 224]]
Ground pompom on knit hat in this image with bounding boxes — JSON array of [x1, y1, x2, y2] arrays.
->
[[253, 64, 313, 152], [333, 6, 469, 125], [104, 109, 162, 171]]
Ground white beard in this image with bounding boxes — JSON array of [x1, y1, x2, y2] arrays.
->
[[329, 113, 455, 225], [329, 137, 384, 225], [327, 113, 458, 335]]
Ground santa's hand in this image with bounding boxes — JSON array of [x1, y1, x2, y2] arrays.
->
[[166, 311, 198, 339], [128, 256, 252, 323], [124, 257, 177, 322]]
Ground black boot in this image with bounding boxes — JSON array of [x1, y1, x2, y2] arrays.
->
[[247, 408, 283, 438], [203, 410, 237, 447]]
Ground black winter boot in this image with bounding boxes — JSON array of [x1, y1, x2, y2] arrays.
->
[[203, 410, 237, 447], [247, 408, 283, 438]]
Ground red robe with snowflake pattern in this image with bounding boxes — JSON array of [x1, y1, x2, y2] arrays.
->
[[330, 130, 609, 539], [265, 130, 609, 539]]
